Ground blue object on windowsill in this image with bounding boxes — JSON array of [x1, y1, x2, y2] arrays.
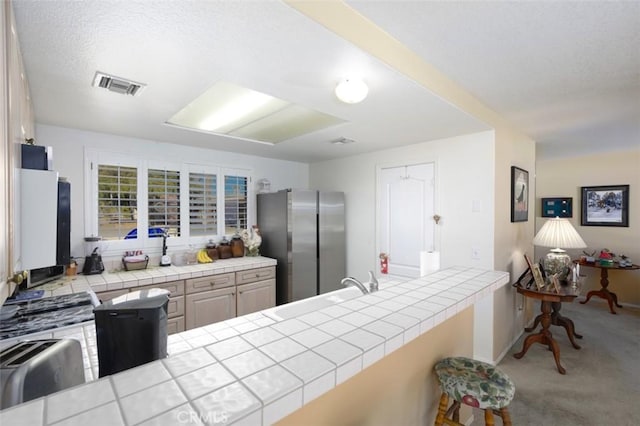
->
[[124, 227, 165, 239]]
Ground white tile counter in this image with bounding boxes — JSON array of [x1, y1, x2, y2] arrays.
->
[[29, 256, 278, 298], [0, 267, 509, 426]]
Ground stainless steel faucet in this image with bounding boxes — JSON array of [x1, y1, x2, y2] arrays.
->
[[341, 277, 369, 294], [341, 271, 379, 295]]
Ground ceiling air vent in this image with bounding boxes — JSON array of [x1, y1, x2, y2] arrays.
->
[[92, 72, 146, 96]]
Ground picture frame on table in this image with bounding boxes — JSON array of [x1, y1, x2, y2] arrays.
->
[[511, 166, 529, 222], [551, 274, 561, 294], [531, 263, 546, 291], [581, 185, 629, 227]]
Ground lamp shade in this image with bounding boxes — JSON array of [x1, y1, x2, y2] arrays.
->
[[533, 217, 587, 249]]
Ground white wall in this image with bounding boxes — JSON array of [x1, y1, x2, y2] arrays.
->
[[36, 124, 309, 261], [309, 131, 495, 277]]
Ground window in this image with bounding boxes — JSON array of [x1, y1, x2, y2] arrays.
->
[[98, 164, 137, 240], [224, 174, 248, 234], [148, 168, 181, 237], [189, 172, 217, 236], [86, 149, 253, 253]]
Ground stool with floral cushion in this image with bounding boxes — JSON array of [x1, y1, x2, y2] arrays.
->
[[433, 357, 515, 426]]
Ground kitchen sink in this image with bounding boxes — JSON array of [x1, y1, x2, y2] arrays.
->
[[262, 286, 363, 321]]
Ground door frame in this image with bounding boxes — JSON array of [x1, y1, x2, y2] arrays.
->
[[375, 159, 440, 277]]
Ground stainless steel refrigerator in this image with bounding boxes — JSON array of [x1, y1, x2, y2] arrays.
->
[[257, 189, 346, 306]]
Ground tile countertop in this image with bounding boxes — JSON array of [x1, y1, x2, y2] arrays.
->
[[0, 267, 509, 426], [20, 256, 278, 298]]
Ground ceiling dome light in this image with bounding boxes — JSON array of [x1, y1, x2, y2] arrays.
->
[[335, 78, 368, 104]]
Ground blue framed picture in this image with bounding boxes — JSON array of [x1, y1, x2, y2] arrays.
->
[[541, 197, 572, 218]]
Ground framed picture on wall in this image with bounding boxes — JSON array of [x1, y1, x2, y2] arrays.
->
[[581, 185, 629, 227], [511, 166, 529, 222], [541, 197, 573, 218]]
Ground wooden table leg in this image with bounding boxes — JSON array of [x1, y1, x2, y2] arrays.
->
[[525, 312, 542, 332], [580, 268, 622, 314], [514, 301, 566, 374], [550, 302, 582, 349]]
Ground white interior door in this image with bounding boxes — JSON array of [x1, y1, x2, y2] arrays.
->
[[377, 163, 435, 278]]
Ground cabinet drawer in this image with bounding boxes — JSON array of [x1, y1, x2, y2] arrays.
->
[[235, 267, 275, 285], [167, 316, 185, 335], [167, 295, 185, 319], [138, 280, 185, 297], [186, 273, 235, 294]]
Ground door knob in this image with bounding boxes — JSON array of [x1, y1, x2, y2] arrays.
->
[[9, 271, 27, 285]]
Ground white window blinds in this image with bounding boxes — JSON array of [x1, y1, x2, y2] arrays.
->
[[189, 172, 217, 236], [148, 168, 181, 237], [98, 164, 137, 240], [224, 174, 248, 234]]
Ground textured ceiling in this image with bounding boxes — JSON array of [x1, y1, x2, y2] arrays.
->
[[347, 0, 640, 158], [11, 1, 640, 162]]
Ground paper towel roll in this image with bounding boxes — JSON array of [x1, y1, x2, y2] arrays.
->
[[420, 251, 440, 276]]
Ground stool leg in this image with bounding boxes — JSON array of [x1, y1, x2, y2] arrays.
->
[[484, 409, 495, 426], [499, 407, 512, 426], [434, 393, 449, 426]]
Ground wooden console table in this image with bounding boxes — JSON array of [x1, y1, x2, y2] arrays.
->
[[575, 260, 639, 314], [513, 284, 581, 375]]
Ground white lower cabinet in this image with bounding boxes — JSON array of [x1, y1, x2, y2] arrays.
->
[[95, 265, 275, 333], [237, 279, 276, 316], [185, 286, 236, 330]]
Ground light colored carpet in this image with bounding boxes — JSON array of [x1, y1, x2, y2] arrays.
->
[[470, 300, 640, 425]]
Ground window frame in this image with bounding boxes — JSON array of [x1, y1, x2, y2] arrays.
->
[[85, 149, 254, 256]]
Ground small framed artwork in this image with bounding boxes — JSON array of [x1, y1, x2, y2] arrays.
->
[[531, 263, 546, 291], [541, 197, 573, 218], [581, 185, 629, 227], [511, 166, 529, 222], [551, 274, 561, 294]]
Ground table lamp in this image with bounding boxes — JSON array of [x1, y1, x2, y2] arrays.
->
[[533, 217, 587, 282]]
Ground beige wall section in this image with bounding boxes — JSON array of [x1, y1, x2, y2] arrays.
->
[[1, 1, 9, 305], [535, 148, 640, 306], [1, 1, 35, 306], [277, 307, 475, 426], [492, 127, 536, 360]]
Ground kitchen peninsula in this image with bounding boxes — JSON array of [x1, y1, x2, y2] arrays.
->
[[0, 266, 509, 425]]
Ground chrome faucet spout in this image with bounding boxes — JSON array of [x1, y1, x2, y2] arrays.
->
[[341, 277, 369, 294]]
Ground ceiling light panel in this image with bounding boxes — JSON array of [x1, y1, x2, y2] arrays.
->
[[167, 81, 345, 144]]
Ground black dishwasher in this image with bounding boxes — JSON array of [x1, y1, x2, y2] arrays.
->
[[94, 288, 169, 377]]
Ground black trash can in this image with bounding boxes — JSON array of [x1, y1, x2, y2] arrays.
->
[[94, 288, 169, 378]]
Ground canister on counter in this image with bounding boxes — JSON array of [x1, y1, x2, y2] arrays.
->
[[230, 233, 245, 258], [206, 239, 219, 261], [217, 236, 232, 259]]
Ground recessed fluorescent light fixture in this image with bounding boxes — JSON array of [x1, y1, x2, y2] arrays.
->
[[166, 81, 345, 145]]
